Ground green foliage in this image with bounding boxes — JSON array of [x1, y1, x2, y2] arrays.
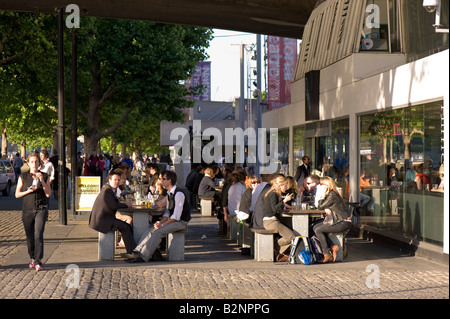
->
[[0, 11, 213, 155]]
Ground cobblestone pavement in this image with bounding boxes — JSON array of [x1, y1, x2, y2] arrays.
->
[[0, 194, 448, 305]]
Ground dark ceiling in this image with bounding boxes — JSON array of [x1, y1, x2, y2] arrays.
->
[[0, 0, 319, 39]]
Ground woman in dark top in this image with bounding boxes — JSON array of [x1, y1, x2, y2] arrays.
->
[[314, 176, 352, 263], [15, 153, 52, 271], [263, 175, 295, 262]]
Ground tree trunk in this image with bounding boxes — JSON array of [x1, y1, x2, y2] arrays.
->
[[21, 140, 26, 159], [403, 127, 411, 161], [111, 138, 117, 157], [1, 127, 7, 158]]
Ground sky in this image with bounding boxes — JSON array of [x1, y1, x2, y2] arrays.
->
[[205, 29, 260, 102]]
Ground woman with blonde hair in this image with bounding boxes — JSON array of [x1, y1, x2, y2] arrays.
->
[[263, 175, 295, 262], [313, 176, 352, 263], [285, 176, 298, 206]]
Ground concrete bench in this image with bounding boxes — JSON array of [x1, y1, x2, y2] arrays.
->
[[98, 230, 116, 260], [166, 229, 188, 261], [227, 214, 238, 241], [251, 228, 277, 262], [200, 197, 214, 216], [328, 231, 347, 262], [218, 217, 227, 235]]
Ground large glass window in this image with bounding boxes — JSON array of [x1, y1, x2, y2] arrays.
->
[[293, 126, 305, 170], [274, 128, 289, 175], [292, 119, 349, 187], [359, 102, 444, 245]]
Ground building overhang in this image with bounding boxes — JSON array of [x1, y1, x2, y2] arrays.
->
[[0, 0, 319, 39]]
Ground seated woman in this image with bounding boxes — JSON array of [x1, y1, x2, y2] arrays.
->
[[313, 176, 352, 263], [239, 175, 261, 219], [149, 174, 168, 209], [284, 176, 298, 206], [414, 164, 432, 191], [262, 175, 295, 262], [226, 171, 247, 219]]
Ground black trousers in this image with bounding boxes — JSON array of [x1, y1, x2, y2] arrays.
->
[[22, 208, 48, 264], [111, 219, 136, 254]]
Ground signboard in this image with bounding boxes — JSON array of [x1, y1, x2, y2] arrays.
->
[[185, 61, 211, 101], [267, 36, 298, 110], [76, 176, 101, 211]]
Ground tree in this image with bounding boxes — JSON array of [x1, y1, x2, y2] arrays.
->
[[0, 12, 213, 156], [74, 18, 212, 156], [0, 12, 59, 152]]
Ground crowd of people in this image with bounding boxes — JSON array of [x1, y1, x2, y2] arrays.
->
[[13, 147, 444, 270], [184, 155, 352, 263], [13, 148, 176, 270]]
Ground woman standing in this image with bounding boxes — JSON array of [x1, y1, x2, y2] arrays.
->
[[263, 175, 294, 262], [314, 176, 352, 263], [15, 153, 52, 271]]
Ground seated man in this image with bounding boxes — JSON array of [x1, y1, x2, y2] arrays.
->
[[89, 170, 136, 255], [198, 167, 220, 199], [125, 170, 191, 262], [300, 174, 320, 207]]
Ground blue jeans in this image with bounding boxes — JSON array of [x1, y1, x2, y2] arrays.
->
[[360, 192, 371, 207]]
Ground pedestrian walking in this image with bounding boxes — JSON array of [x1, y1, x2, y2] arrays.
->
[[14, 153, 52, 271], [12, 152, 23, 183]]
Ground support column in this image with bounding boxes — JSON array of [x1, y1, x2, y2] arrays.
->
[[57, 8, 67, 225], [349, 113, 360, 214]]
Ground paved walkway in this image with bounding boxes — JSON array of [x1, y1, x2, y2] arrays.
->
[[0, 191, 448, 305]]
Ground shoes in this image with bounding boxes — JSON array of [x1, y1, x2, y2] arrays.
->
[[29, 259, 35, 269], [276, 253, 289, 263], [321, 253, 333, 263], [35, 264, 43, 271], [126, 257, 144, 263], [331, 245, 339, 262], [121, 252, 139, 259]]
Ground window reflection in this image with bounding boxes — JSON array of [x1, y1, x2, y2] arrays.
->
[[359, 102, 444, 245]]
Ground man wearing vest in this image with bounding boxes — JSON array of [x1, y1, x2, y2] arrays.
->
[[125, 170, 190, 262]]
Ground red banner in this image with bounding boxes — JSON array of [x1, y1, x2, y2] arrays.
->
[[267, 37, 298, 110]]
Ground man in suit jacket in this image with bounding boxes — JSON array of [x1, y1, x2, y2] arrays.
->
[[89, 170, 136, 254], [294, 156, 311, 192]]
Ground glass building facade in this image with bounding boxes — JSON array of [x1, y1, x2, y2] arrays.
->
[[359, 101, 444, 245]]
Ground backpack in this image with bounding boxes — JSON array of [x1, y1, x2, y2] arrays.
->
[[287, 236, 317, 265], [309, 235, 324, 263]]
